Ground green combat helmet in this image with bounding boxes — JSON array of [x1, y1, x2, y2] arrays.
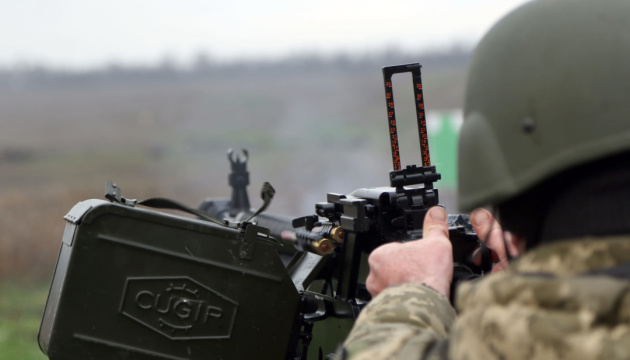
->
[[458, 0, 630, 212]]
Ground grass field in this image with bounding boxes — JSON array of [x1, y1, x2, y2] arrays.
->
[[0, 281, 49, 360]]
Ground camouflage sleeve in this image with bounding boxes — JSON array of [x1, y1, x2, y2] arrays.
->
[[336, 283, 456, 360]]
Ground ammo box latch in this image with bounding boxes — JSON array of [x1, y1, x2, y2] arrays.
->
[[238, 223, 270, 260]]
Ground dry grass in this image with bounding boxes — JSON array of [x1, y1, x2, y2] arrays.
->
[[0, 153, 164, 280], [0, 65, 465, 282]]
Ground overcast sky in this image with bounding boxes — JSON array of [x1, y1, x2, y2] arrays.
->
[[2, 0, 531, 69]]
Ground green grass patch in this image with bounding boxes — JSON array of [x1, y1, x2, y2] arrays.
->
[[0, 281, 49, 360]]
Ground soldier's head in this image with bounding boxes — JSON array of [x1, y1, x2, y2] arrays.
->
[[458, 0, 630, 248]]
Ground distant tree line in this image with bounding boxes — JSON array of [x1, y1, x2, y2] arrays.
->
[[0, 48, 471, 91]]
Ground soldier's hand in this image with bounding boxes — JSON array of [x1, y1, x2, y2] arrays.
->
[[471, 208, 521, 272], [366, 206, 453, 298]]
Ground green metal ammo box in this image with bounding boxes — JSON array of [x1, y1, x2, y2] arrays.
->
[[39, 199, 300, 359]]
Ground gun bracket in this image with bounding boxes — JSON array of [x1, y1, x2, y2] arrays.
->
[[389, 165, 441, 188]]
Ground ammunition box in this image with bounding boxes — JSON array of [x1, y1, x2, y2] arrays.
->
[[39, 200, 299, 359]]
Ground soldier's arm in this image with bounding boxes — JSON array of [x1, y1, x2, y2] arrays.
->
[[337, 207, 456, 359], [339, 282, 456, 360], [337, 207, 511, 359]]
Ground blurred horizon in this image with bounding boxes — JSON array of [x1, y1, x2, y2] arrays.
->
[[0, 46, 471, 83], [0, 45, 471, 73], [1, 0, 531, 69]]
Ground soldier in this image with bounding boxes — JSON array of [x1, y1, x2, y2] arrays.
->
[[338, 0, 630, 358]]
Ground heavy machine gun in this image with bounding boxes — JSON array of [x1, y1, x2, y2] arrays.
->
[[38, 63, 490, 360]]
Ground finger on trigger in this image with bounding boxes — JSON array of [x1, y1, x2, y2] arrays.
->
[[471, 208, 492, 240], [472, 209, 503, 248]]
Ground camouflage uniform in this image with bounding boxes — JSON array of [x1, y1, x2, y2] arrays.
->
[[338, 237, 630, 360]]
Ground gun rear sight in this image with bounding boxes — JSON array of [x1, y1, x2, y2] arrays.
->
[[382, 64, 440, 192], [382, 63, 431, 171]]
